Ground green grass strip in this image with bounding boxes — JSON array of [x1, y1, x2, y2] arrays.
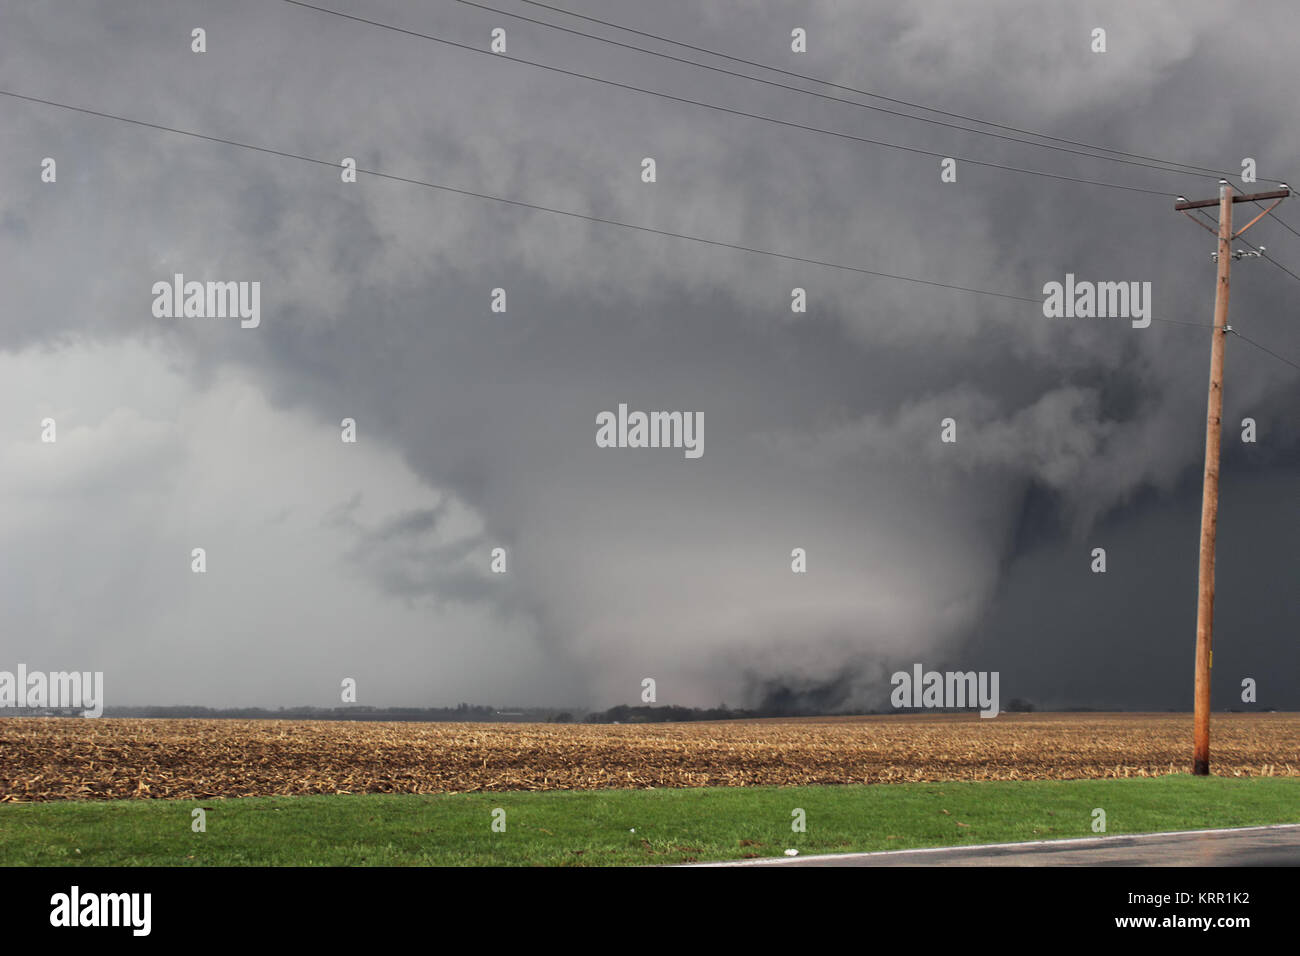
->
[[2, 775, 1297, 866]]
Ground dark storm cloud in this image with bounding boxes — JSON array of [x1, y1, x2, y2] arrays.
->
[[328, 496, 502, 605], [0, 0, 1295, 709]]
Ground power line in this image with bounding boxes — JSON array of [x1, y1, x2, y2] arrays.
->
[[5, 94, 1267, 329], [281, 0, 1176, 197], [516, 0, 1284, 186], [1150, 315, 1300, 375], [1148, 318, 1217, 329], [0, 87, 1040, 303], [1233, 330, 1300, 371], [1187, 207, 1300, 372], [1253, 246, 1300, 287], [1265, 209, 1300, 240], [1196, 206, 1300, 287], [508, 0, 1300, 273], [443, 0, 1230, 185], [5, 89, 1269, 358], [514, 0, 1300, 243]]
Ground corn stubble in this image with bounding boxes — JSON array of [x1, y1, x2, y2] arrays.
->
[[2, 712, 1296, 802]]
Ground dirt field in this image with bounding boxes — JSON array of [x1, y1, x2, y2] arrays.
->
[[2, 712, 1296, 801]]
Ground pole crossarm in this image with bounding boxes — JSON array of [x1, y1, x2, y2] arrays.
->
[[1174, 187, 1289, 210]]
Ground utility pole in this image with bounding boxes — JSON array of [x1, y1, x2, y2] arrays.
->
[[1174, 181, 1289, 775]]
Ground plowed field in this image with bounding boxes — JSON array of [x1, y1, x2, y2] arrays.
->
[[2, 712, 1296, 801]]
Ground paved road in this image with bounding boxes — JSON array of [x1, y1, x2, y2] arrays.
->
[[699, 824, 1300, 866]]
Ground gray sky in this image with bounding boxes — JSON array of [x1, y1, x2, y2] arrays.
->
[[1, 0, 1296, 711]]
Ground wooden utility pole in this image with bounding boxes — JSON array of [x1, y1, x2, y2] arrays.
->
[[1174, 181, 1289, 775], [1192, 182, 1231, 777]]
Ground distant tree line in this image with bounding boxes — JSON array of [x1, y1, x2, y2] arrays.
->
[[71, 698, 1206, 724], [588, 704, 786, 723], [95, 703, 799, 723], [100, 704, 569, 722]]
